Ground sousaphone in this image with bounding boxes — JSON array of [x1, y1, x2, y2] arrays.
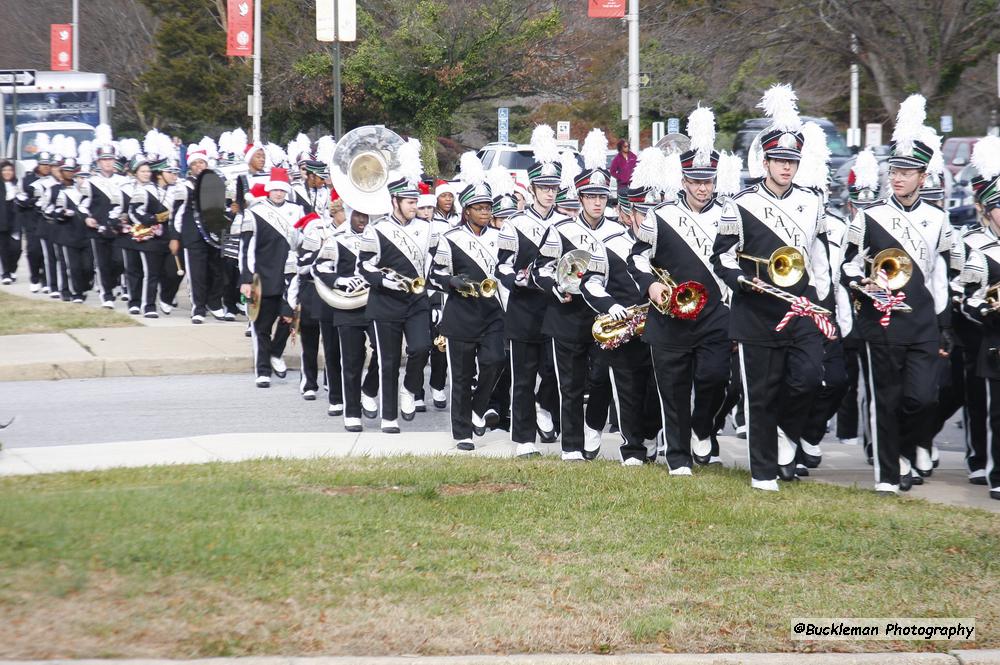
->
[[330, 125, 405, 215]]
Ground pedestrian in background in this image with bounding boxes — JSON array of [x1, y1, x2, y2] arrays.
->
[[609, 139, 636, 200]]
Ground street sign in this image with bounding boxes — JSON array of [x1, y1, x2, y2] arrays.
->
[[865, 122, 883, 149], [0, 70, 36, 86], [498, 107, 509, 143], [556, 121, 570, 140], [667, 117, 680, 134], [638, 72, 652, 89], [941, 115, 953, 133]]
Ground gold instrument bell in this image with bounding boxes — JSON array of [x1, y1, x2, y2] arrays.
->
[[737, 245, 806, 288], [649, 266, 708, 319], [455, 276, 498, 298], [380, 267, 425, 294], [870, 248, 912, 290], [247, 273, 263, 322]]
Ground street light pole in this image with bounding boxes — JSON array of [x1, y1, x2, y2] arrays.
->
[[627, 0, 640, 149], [72, 0, 79, 71], [251, 0, 262, 143], [849, 34, 860, 149], [333, 0, 342, 140]]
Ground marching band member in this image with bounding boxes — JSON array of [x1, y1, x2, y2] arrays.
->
[[240, 167, 307, 388], [840, 95, 954, 495], [711, 84, 832, 491], [14, 139, 53, 293], [81, 128, 126, 309], [357, 139, 434, 433], [631, 108, 734, 472], [429, 154, 505, 450], [532, 130, 618, 461], [961, 134, 1000, 500], [40, 146, 74, 301], [50, 155, 94, 303], [319, 206, 380, 431], [423, 184, 452, 411], [495, 125, 564, 456]]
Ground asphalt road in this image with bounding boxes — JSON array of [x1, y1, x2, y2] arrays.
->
[[0, 372, 969, 452]]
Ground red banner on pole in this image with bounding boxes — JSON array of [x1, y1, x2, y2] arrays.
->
[[226, 0, 254, 57], [588, 0, 625, 18], [51, 24, 73, 71]]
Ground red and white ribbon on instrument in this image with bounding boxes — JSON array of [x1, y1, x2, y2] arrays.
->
[[872, 268, 906, 328], [775, 295, 838, 340]]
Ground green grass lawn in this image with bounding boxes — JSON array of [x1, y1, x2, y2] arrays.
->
[[0, 290, 138, 335], [0, 456, 996, 658]]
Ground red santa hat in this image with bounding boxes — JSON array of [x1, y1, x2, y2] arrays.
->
[[187, 147, 209, 166], [244, 143, 265, 165], [294, 212, 320, 230], [264, 167, 292, 193]]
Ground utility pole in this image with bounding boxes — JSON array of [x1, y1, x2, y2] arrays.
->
[[627, 0, 640, 149], [333, 0, 342, 140], [72, 0, 79, 70], [849, 34, 860, 149], [251, 0, 262, 143]]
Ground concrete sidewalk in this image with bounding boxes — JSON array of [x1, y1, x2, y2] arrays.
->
[[2, 431, 997, 513], [0, 651, 995, 664]]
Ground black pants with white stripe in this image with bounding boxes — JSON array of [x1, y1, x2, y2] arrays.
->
[[185, 242, 225, 316], [372, 313, 431, 422], [509, 340, 551, 444], [934, 343, 988, 476], [605, 338, 658, 462], [299, 319, 343, 405], [738, 336, 824, 481], [448, 324, 505, 442], [39, 236, 60, 293], [801, 337, 849, 447], [552, 338, 593, 454], [836, 339, 863, 440], [159, 252, 184, 307], [251, 294, 282, 378], [91, 238, 122, 304], [863, 341, 939, 487], [338, 323, 380, 419], [60, 244, 94, 300], [51, 241, 71, 299], [24, 222, 45, 287], [984, 379, 1000, 490], [585, 346, 614, 432], [130, 248, 167, 313], [652, 334, 731, 469]]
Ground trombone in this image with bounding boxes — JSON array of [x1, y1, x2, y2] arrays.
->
[[380, 267, 426, 294], [453, 275, 498, 298], [736, 246, 832, 317], [649, 266, 708, 319], [849, 248, 913, 313]]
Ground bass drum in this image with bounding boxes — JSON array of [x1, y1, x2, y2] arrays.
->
[[196, 169, 230, 239]]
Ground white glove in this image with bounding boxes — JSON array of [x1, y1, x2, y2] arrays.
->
[[336, 276, 366, 292], [382, 275, 406, 292], [607, 304, 629, 321], [431, 308, 442, 325], [552, 285, 571, 303], [514, 269, 530, 288]]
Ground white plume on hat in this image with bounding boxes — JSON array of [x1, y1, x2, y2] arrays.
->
[[853, 149, 880, 191], [229, 128, 248, 156], [487, 165, 515, 198], [287, 133, 311, 163], [61, 136, 78, 161], [49, 134, 66, 157], [919, 125, 943, 177], [265, 142, 287, 168], [794, 122, 831, 190], [396, 138, 424, 185], [198, 136, 219, 160], [559, 149, 581, 189], [716, 151, 743, 197], [94, 123, 113, 146], [687, 106, 716, 167], [143, 129, 172, 159], [530, 124, 559, 166], [581, 128, 607, 171], [758, 84, 801, 133], [663, 152, 683, 199], [77, 140, 93, 168], [316, 135, 336, 167], [458, 151, 486, 187], [972, 135, 1000, 181], [118, 138, 140, 160], [891, 94, 927, 157], [631, 146, 665, 192], [34, 132, 51, 153]]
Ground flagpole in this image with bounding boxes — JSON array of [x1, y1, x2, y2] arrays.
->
[[72, 0, 79, 70], [251, 0, 262, 143]]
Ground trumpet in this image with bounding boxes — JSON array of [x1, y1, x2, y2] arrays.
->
[[433, 335, 448, 352], [850, 248, 914, 314], [592, 303, 648, 349], [649, 266, 708, 319], [380, 267, 426, 294], [454, 275, 498, 298]]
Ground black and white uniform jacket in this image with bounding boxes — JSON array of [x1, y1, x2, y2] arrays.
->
[[287, 218, 337, 321], [711, 182, 831, 344], [961, 239, 1000, 379], [358, 214, 434, 322], [0, 179, 17, 236], [532, 215, 617, 344], [291, 183, 330, 221], [429, 221, 504, 341], [824, 210, 854, 337], [52, 182, 89, 249], [496, 205, 565, 342], [127, 182, 176, 252], [309, 222, 371, 327], [172, 176, 222, 249], [240, 198, 304, 298], [79, 172, 124, 239], [629, 193, 731, 347], [581, 225, 645, 318], [840, 195, 952, 345]]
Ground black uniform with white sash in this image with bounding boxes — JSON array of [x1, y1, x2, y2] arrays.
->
[[840, 195, 952, 488], [712, 182, 830, 483], [80, 173, 125, 305]]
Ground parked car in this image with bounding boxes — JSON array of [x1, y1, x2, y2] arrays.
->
[[476, 141, 584, 189], [941, 137, 979, 177], [732, 116, 852, 190]]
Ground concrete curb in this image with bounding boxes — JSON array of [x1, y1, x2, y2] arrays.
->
[[0, 653, 986, 664]]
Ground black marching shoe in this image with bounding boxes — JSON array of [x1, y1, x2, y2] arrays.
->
[[777, 464, 800, 482], [969, 473, 988, 486], [795, 464, 809, 477], [990, 488, 1000, 501], [910, 474, 924, 486], [456, 440, 475, 451], [899, 472, 913, 492]]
